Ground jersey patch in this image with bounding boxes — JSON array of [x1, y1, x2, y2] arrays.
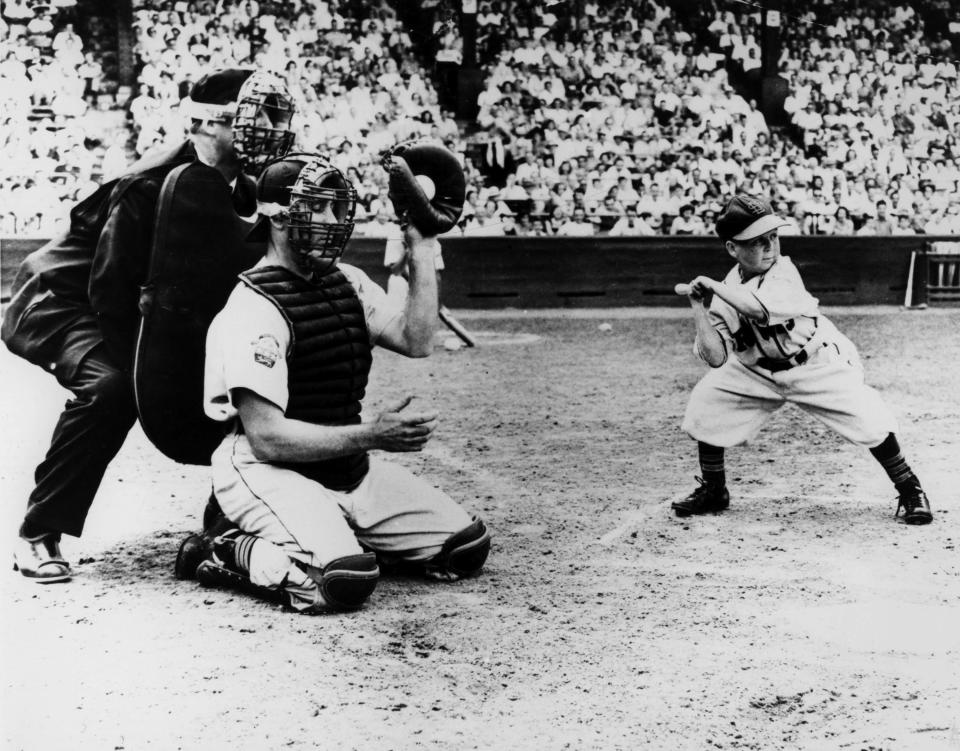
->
[[252, 334, 281, 368]]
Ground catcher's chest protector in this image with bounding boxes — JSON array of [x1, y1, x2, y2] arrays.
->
[[240, 265, 372, 490], [134, 162, 264, 465]]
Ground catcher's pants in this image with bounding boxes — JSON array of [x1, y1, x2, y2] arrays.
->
[[211, 432, 472, 610], [682, 330, 897, 449]]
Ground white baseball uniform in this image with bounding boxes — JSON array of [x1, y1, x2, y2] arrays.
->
[[204, 262, 472, 610], [682, 255, 897, 448]]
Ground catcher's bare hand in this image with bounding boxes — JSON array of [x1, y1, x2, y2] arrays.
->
[[370, 395, 438, 452]]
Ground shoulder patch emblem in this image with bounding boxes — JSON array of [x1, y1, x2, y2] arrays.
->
[[252, 334, 281, 368]]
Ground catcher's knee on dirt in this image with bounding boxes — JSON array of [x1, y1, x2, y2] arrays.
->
[[426, 516, 491, 580], [300, 552, 380, 612]]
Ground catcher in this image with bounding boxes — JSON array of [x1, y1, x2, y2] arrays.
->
[[673, 194, 933, 525], [175, 147, 490, 612], [4, 68, 296, 583]]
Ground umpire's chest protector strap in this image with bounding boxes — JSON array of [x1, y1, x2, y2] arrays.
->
[[240, 265, 372, 490]]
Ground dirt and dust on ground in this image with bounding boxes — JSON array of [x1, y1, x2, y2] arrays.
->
[[1, 307, 958, 751]]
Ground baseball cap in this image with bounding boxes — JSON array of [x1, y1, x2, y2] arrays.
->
[[246, 155, 309, 242], [715, 194, 789, 241], [180, 68, 254, 121]]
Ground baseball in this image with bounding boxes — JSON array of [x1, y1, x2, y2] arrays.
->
[[442, 336, 464, 351], [674, 283, 692, 295], [415, 174, 436, 200]]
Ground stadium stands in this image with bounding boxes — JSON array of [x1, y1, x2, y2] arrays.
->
[[3, 0, 959, 237]]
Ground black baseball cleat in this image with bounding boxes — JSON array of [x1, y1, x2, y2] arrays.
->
[[896, 486, 933, 525], [174, 533, 210, 580], [672, 477, 730, 517]]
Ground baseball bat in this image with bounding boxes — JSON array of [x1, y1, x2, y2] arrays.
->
[[439, 305, 476, 347]]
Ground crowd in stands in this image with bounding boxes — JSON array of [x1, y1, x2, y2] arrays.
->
[[4, 0, 960, 239], [1, 0, 124, 237], [461, 0, 960, 237]]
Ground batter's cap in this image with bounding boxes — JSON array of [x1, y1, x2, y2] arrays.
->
[[715, 194, 789, 241]]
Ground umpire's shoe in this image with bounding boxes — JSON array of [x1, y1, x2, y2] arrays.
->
[[896, 485, 933, 525], [13, 534, 72, 583], [672, 477, 730, 517]]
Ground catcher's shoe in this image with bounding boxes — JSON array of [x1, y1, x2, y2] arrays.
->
[[174, 524, 243, 581], [13, 534, 72, 583], [896, 486, 933, 525], [175, 533, 210, 580], [672, 477, 730, 517], [195, 560, 287, 606]]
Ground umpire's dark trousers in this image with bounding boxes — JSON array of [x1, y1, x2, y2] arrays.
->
[[24, 344, 138, 537]]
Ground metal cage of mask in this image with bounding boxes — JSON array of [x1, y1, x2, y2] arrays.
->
[[232, 72, 296, 173], [286, 160, 358, 274]]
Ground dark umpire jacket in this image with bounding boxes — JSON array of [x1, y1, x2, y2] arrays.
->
[[1, 141, 257, 380]]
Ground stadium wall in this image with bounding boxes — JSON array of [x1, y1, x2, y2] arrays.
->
[[0, 236, 946, 308]]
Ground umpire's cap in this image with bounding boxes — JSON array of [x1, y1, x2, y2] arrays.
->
[[180, 68, 254, 121], [715, 194, 790, 242]]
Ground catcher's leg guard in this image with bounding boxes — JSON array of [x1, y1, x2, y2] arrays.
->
[[425, 516, 491, 580], [301, 552, 380, 612], [203, 492, 236, 536]]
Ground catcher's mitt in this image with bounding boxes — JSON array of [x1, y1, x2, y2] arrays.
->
[[380, 140, 465, 235]]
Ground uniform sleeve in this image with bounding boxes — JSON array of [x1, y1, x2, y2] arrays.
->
[[204, 288, 291, 421], [752, 260, 819, 325], [339, 264, 403, 344], [88, 176, 159, 369]]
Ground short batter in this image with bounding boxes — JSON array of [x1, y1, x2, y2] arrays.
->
[[674, 194, 934, 525]]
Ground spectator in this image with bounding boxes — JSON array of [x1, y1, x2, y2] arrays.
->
[[608, 205, 656, 237], [556, 206, 596, 237], [669, 204, 705, 235]]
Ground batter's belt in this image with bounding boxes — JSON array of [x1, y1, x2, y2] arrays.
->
[[754, 322, 830, 373]]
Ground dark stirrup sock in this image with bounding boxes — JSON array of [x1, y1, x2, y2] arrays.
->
[[698, 441, 726, 488], [869, 432, 921, 492]]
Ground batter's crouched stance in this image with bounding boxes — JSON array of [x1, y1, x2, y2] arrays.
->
[[175, 154, 490, 612], [673, 195, 933, 525]]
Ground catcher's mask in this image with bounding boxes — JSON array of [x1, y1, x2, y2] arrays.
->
[[182, 69, 295, 174], [232, 71, 296, 174], [251, 153, 358, 276]]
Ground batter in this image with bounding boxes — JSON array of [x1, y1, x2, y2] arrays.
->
[[674, 194, 934, 525], [176, 153, 490, 612]]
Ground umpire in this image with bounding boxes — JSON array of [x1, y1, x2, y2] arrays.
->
[[3, 68, 295, 583]]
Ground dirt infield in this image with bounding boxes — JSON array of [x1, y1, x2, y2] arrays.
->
[[2, 307, 958, 751]]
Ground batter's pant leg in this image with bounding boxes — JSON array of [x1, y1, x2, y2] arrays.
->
[[681, 360, 785, 448], [23, 345, 138, 538]]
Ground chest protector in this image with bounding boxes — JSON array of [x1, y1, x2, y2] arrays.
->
[[240, 265, 372, 490], [134, 161, 262, 465]]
